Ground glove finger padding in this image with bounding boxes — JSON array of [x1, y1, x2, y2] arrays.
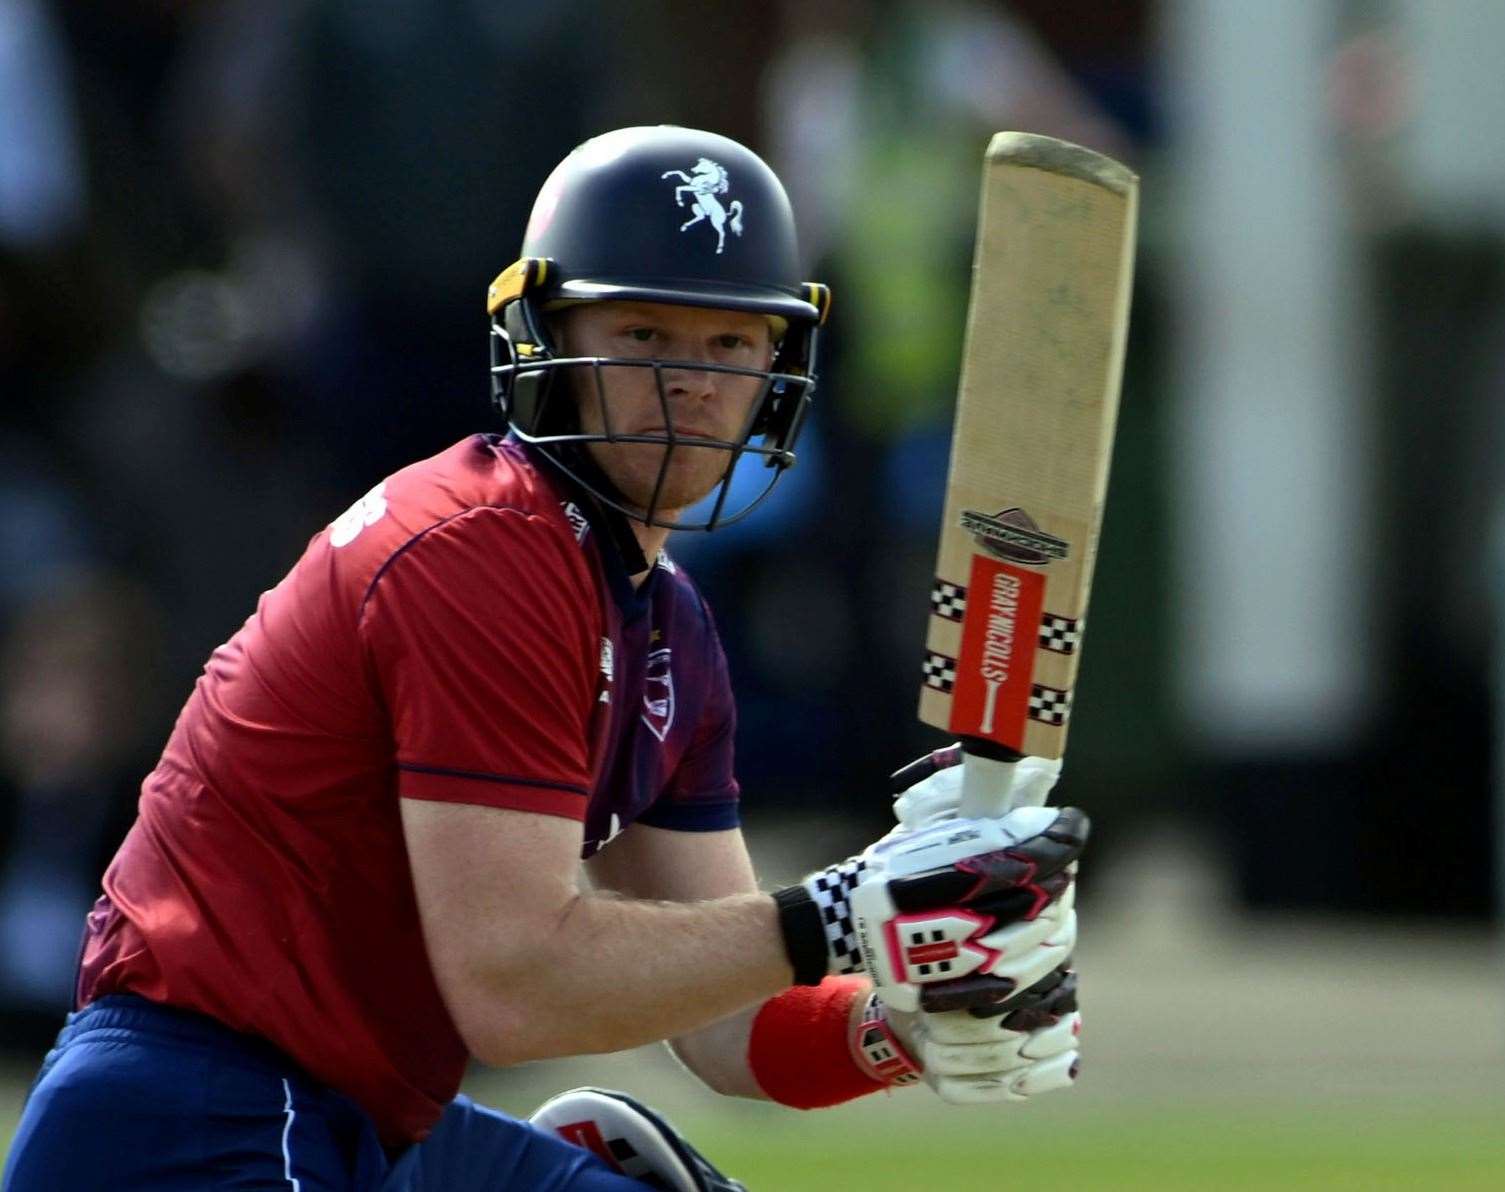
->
[[914, 885, 1075, 1013], [915, 952, 1069, 1013], [928, 1056, 1079, 1104], [958, 869, 1073, 930], [883, 807, 1088, 915], [919, 1009, 1081, 1076], [922, 1034, 1030, 1076], [862, 976, 1083, 1105], [851, 807, 1086, 1013], [1012, 1047, 1081, 1096], [924, 967, 1076, 1043], [1020, 1013, 1080, 1061], [924, 1014, 1082, 1105], [978, 899, 1076, 988], [972, 965, 1079, 1026]]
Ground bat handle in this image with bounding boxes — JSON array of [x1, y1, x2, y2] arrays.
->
[[957, 737, 1027, 819]]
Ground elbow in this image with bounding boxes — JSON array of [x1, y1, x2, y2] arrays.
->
[[450, 997, 536, 1069], [431, 947, 548, 1068], [432, 904, 587, 1067], [447, 973, 580, 1068], [442, 956, 612, 1068]]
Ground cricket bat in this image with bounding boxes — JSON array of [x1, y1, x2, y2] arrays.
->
[[919, 132, 1138, 818]]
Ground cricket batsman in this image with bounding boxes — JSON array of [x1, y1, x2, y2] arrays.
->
[[3, 126, 1085, 1190]]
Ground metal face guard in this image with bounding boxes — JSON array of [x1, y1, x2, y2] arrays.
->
[[492, 348, 814, 531]]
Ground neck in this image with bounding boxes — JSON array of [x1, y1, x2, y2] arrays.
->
[[628, 520, 672, 588]]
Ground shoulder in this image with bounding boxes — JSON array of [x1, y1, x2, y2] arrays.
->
[[376, 435, 574, 548], [326, 436, 593, 605]]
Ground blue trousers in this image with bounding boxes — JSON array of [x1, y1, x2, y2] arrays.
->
[[2, 996, 648, 1190]]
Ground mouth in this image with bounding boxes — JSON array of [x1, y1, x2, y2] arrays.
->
[[633, 424, 721, 441]]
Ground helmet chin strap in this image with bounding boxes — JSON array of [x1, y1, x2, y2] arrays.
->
[[550, 442, 653, 576]]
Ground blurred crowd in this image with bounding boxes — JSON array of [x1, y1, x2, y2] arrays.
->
[[2, 0, 1500, 1061], [0, 0, 1154, 1053]]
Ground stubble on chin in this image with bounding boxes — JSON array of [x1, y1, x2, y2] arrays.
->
[[586, 440, 730, 515]]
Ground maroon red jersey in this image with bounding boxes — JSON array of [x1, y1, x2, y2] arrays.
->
[[75, 435, 739, 1145]]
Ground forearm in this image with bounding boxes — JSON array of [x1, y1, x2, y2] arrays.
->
[[466, 889, 791, 1066], [668, 1005, 765, 1098]]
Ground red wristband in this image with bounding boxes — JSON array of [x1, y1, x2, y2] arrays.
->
[[747, 977, 886, 1109]]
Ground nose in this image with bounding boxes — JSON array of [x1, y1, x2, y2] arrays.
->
[[659, 359, 718, 401]]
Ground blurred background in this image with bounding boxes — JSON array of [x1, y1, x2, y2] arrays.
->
[[1, 0, 1502, 1184]]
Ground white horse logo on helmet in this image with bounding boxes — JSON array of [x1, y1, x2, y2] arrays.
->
[[662, 158, 744, 254]]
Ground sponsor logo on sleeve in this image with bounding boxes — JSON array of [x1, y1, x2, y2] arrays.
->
[[329, 481, 388, 548], [561, 501, 591, 544]]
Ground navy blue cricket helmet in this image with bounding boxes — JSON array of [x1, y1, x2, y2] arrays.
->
[[487, 125, 830, 531]]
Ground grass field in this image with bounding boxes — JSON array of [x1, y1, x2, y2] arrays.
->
[[7, 1078, 1501, 1189], [641, 1101, 1505, 1191], [4, 832, 1502, 1188]]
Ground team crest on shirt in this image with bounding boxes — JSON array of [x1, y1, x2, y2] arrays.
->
[[641, 647, 675, 741]]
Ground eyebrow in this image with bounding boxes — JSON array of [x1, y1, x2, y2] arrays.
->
[[609, 305, 762, 329]]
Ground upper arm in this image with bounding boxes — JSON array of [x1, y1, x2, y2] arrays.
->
[[587, 823, 767, 1097], [401, 797, 583, 1060], [586, 822, 759, 902]]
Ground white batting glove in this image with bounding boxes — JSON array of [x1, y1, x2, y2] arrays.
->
[[778, 803, 1083, 1011], [773, 744, 1083, 1013], [888, 747, 1062, 835], [851, 968, 1083, 1104]]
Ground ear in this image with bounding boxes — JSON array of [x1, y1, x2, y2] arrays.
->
[[760, 321, 779, 366]]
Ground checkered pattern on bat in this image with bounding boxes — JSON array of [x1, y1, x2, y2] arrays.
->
[[922, 651, 957, 693], [809, 857, 868, 975], [1028, 684, 1072, 725], [1038, 612, 1081, 655], [929, 579, 967, 622]]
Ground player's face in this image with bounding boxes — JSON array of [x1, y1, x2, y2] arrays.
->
[[552, 301, 776, 517]]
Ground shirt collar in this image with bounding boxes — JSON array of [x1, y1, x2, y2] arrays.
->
[[507, 435, 658, 619]]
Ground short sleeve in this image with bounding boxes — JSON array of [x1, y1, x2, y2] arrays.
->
[[359, 506, 601, 821], [637, 605, 740, 833]]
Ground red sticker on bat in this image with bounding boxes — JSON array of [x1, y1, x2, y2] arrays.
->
[[949, 555, 1045, 750]]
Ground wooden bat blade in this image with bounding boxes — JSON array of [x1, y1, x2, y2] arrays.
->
[[919, 132, 1139, 762]]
